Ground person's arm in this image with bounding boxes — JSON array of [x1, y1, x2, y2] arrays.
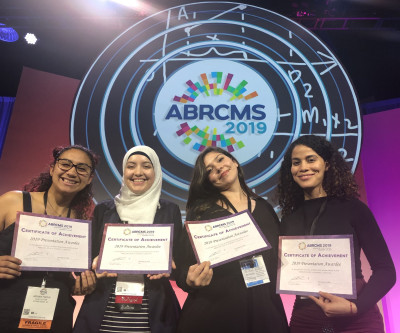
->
[[309, 292, 357, 317], [91, 203, 105, 257], [175, 219, 213, 292], [0, 255, 22, 279], [263, 198, 281, 226], [73, 202, 120, 295], [72, 270, 97, 295], [0, 191, 23, 280], [0, 191, 22, 232], [90, 203, 117, 279], [185, 261, 213, 288], [147, 203, 183, 280], [352, 200, 396, 314], [309, 199, 396, 317], [71, 203, 106, 294], [171, 203, 183, 266]]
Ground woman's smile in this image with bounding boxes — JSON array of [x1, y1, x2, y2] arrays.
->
[[124, 154, 155, 194]]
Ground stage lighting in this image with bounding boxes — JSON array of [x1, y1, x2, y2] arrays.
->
[[110, 0, 141, 9], [24, 33, 37, 45], [0, 24, 19, 42]]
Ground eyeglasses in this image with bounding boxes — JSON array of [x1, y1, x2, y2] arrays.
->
[[56, 158, 93, 176]]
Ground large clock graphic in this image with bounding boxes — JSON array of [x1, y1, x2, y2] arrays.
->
[[71, 2, 362, 209]]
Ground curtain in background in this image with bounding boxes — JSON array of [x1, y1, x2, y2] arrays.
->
[[0, 96, 15, 158]]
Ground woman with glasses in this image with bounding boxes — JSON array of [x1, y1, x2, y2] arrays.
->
[[278, 135, 395, 333], [73, 146, 182, 333], [0, 145, 98, 332], [175, 147, 289, 333]]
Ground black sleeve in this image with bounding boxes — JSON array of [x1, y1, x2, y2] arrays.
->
[[91, 203, 108, 258], [168, 203, 183, 282], [279, 216, 287, 236], [352, 200, 396, 314], [175, 221, 199, 293], [175, 204, 255, 293], [171, 204, 183, 263], [175, 207, 225, 293], [279, 214, 296, 236], [154, 200, 183, 266], [263, 199, 281, 226]]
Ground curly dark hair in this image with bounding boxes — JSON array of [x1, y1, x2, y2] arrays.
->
[[23, 145, 99, 220], [186, 147, 258, 220], [278, 135, 359, 217]]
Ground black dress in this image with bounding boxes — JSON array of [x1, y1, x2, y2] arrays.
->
[[0, 192, 75, 333], [280, 197, 396, 333], [176, 198, 289, 333]]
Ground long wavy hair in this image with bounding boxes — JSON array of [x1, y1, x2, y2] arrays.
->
[[186, 147, 258, 220], [278, 135, 359, 217], [23, 145, 99, 219]]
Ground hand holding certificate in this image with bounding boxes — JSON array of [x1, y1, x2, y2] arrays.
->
[[185, 210, 271, 268], [277, 235, 356, 298], [97, 224, 173, 274], [11, 212, 91, 272]]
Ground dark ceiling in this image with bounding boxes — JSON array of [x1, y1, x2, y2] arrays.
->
[[1, 0, 400, 104]]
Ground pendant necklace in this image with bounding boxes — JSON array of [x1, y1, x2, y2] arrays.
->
[[43, 190, 71, 218]]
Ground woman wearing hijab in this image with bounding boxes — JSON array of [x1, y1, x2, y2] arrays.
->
[[73, 146, 182, 333]]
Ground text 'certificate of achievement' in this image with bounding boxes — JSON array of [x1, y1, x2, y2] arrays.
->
[[277, 235, 356, 298], [97, 224, 173, 274], [185, 210, 271, 268], [11, 212, 91, 272]]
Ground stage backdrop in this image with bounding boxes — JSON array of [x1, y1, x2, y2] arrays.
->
[[70, 2, 362, 210]]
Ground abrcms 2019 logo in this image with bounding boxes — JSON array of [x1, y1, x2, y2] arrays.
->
[[170, 70, 261, 151], [154, 59, 278, 165]]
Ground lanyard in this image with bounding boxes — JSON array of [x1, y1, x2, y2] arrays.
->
[[304, 198, 327, 235], [43, 190, 71, 218], [224, 195, 252, 214]]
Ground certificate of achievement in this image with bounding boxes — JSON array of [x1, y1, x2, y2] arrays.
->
[[185, 210, 271, 268], [97, 224, 173, 274], [11, 212, 91, 272], [277, 235, 356, 298]]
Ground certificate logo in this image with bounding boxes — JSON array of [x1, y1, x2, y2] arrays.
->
[[47, 222, 72, 231], [123, 229, 131, 235], [39, 220, 47, 227], [298, 242, 307, 250], [40, 288, 47, 295], [205, 225, 213, 232]]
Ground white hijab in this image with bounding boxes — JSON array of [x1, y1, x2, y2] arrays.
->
[[114, 146, 162, 224]]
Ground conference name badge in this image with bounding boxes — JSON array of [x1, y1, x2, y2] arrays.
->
[[19, 286, 59, 330], [115, 274, 145, 312], [240, 255, 270, 288]]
